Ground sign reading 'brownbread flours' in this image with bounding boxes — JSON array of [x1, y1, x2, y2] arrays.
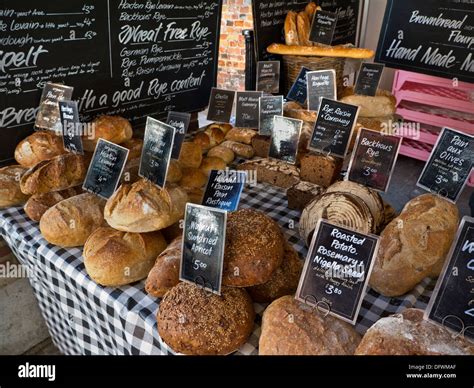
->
[[426, 216, 474, 341], [296, 220, 379, 324], [180, 203, 227, 295]]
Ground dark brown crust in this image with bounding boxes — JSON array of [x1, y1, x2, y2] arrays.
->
[[223, 209, 284, 287], [157, 282, 255, 355], [300, 152, 343, 188]]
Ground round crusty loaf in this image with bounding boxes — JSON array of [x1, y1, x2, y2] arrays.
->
[[223, 209, 284, 287], [145, 236, 182, 297], [247, 240, 303, 303], [157, 282, 255, 355], [207, 146, 235, 164], [83, 115, 133, 152], [0, 165, 30, 208], [340, 87, 396, 118], [84, 227, 167, 287], [259, 296, 361, 355], [200, 156, 227, 176], [15, 131, 66, 168], [40, 193, 106, 247], [122, 138, 143, 161], [178, 142, 202, 168], [178, 167, 208, 189], [369, 194, 459, 297], [356, 309, 474, 355], [24, 187, 82, 222], [184, 187, 204, 204], [166, 159, 182, 183], [104, 179, 188, 233]]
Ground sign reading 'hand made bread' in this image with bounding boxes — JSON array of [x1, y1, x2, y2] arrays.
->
[[83, 139, 129, 199], [180, 203, 227, 295], [207, 88, 235, 123], [426, 216, 474, 341], [309, 10, 338, 45], [309, 98, 359, 158], [166, 111, 191, 159], [306, 70, 337, 111], [259, 95, 283, 136], [58, 101, 84, 155], [296, 220, 379, 324], [36, 83, 74, 132], [417, 128, 473, 203], [376, 0, 474, 83], [202, 169, 246, 211], [347, 128, 402, 192], [1, 0, 222, 163], [269, 116, 303, 165], [139, 117, 175, 189], [235, 91, 263, 129]]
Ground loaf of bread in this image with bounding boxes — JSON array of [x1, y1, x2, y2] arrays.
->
[[297, 11, 311, 47], [220, 140, 255, 159], [20, 153, 89, 195], [15, 131, 66, 167], [224, 128, 257, 145], [251, 135, 271, 158], [178, 167, 208, 189], [84, 227, 167, 287], [39, 193, 106, 247], [247, 241, 303, 303], [207, 146, 235, 164], [24, 187, 82, 222], [305, 2, 318, 20], [193, 127, 225, 152], [209, 123, 232, 135], [369, 194, 459, 297], [267, 43, 375, 59], [223, 209, 284, 287], [284, 11, 299, 46], [184, 187, 204, 204], [178, 142, 202, 168], [356, 309, 474, 355], [122, 138, 143, 161], [259, 296, 361, 355], [83, 115, 133, 152], [286, 181, 325, 211], [120, 158, 140, 184], [300, 152, 343, 187], [104, 179, 188, 233], [200, 156, 227, 176], [341, 87, 396, 118], [166, 159, 182, 183], [145, 236, 182, 297], [0, 165, 30, 208], [157, 282, 255, 355], [284, 105, 317, 123], [237, 158, 300, 189]]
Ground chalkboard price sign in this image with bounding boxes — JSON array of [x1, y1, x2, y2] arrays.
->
[[256, 61, 280, 94], [347, 128, 401, 192], [180, 203, 227, 295], [58, 101, 84, 155], [202, 169, 246, 211], [354, 63, 384, 97], [36, 83, 74, 132], [286, 67, 311, 105], [309, 98, 359, 158], [309, 10, 338, 45], [269, 116, 303, 165], [417, 128, 473, 203], [207, 88, 235, 123], [259, 95, 284, 136], [376, 0, 474, 83], [139, 117, 175, 189], [83, 139, 129, 199], [426, 216, 474, 341], [306, 70, 337, 111], [235, 91, 263, 128], [296, 220, 379, 324], [166, 111, 191, 159]]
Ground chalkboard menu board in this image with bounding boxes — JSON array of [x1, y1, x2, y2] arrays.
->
[[235, 91, 262, 128], [376, 0, 474, 83], [256, 61, 280, 93], [0, 0, 223, 163], [417, 128, 473, 203], [180, 203, 227, 295], [296, 220, 379, 324], [252, 0, 360, 61], [207, 88, 235, 123], [58, 101, 84, 155], [426, 216, 474, 341]]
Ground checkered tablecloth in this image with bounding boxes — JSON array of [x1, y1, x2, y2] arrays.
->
[[0, 182, 435, 355]]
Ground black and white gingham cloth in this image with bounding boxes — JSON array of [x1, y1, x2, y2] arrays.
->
[[0, 182, 435, 355]]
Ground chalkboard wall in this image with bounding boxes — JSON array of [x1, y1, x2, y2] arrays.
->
[[0, 0, 223, 162]]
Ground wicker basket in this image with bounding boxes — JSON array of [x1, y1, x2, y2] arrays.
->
[[282, 55, 346, 97]]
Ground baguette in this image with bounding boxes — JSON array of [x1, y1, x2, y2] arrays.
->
[[297, 11, 311, 47], [284, 11, 299, 46], [15, 131, 66, 168], [305, 2, 318, 20], [267, 43, 375, 59]]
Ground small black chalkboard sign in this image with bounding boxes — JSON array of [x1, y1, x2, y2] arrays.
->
[[347, 128, 402, 192], [286, 67, 311, 105], [83, 139, 129, 199], [139, 117, 175, 189], [167, 111, 191, 159], [354, 63, 385, 97], [269, 116, 303, 165], [58, 101, 84, 155], [296, 220, 379, 324], [207, 88, 235, 124], [256, 61, 280, 94], [426, 216, 474, 341], [306, 70, 337, 112], [180, 203, 227, 295], [309, 10, 338, 45], [235, 91, 263, 128], [309, 98, 360, 158], [202, 169, 246, 211], [36, 82, 74, 132], [417, 128, 473, 203], [259, 95, 283, 136]]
